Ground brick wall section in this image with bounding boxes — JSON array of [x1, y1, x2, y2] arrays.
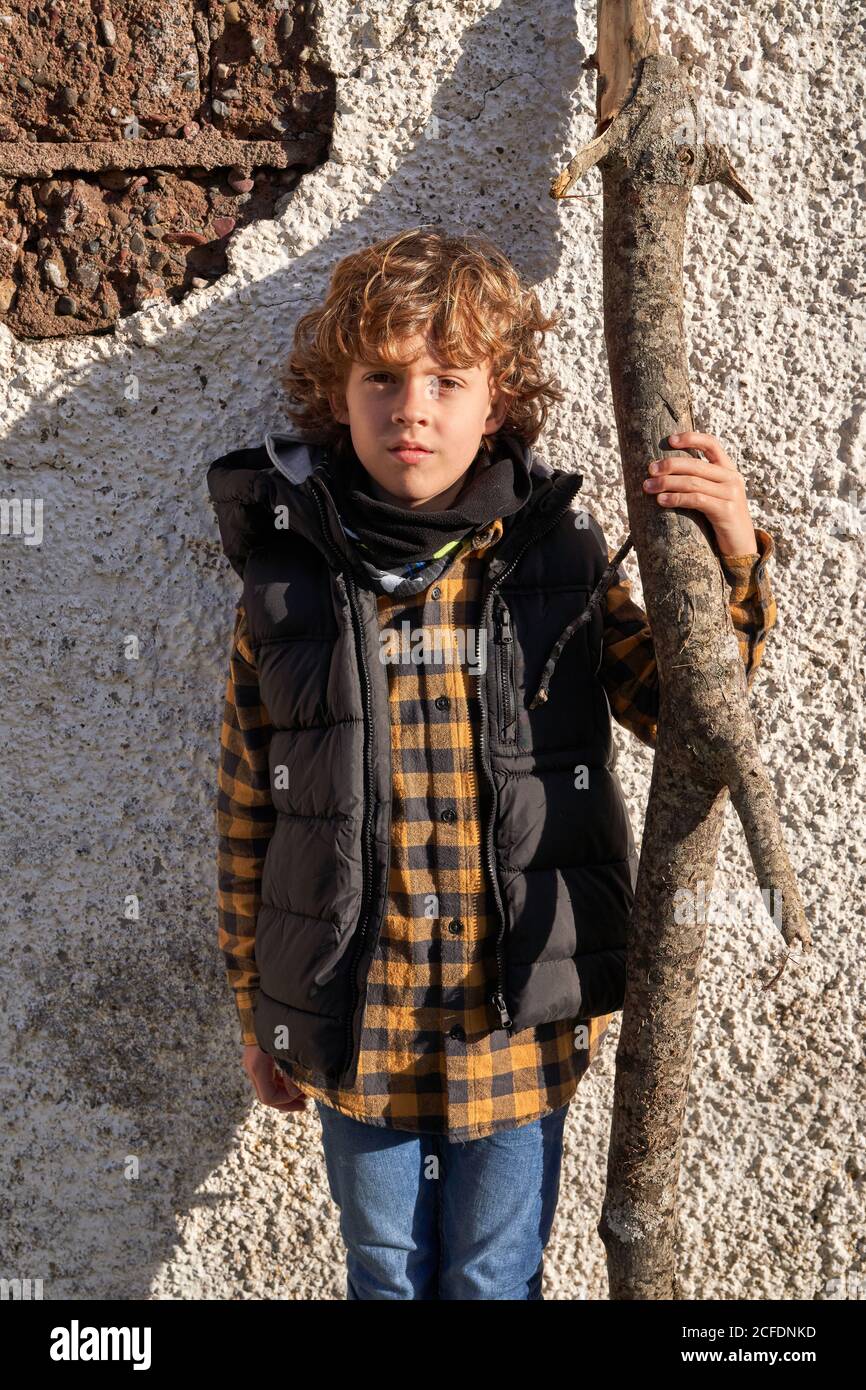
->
[[0, 1, 333, 337]]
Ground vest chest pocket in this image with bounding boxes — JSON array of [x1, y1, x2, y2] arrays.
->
[[502, 585, 602, 754]]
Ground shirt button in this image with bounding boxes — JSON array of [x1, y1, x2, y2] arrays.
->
[[448, 919, 464, 935], [448, 1025, 466, 1042], [431, 586, 441, 599], [440, 807, 457, 823], [435, 695, 450, 710]]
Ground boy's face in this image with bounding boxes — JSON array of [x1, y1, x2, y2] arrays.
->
[[328, 332, 508, 510]]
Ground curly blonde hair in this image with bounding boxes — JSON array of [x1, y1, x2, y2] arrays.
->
[[280, 226, 565, 457]]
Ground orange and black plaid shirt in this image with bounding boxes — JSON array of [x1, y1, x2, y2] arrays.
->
[[216, 519, 776, 1142]]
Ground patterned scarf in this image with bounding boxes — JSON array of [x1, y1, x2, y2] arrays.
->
[[318, 431, 532, 592]]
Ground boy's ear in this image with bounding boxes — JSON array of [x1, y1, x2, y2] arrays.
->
[[485, 386, 509, 434], [328, 387, 349, 425]]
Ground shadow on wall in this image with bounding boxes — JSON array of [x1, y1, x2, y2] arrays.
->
[[0, 0, 597, 1299]]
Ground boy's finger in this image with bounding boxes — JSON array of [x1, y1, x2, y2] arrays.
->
[[261, 1077, 307, 1108], [646, 455, 730, 479], [666, 431, 736, 468], [269, 1065, 301, 1097], [270, 1095, 308, 1111], [644, 476, 730, 502], [650, 491, 722, 511]]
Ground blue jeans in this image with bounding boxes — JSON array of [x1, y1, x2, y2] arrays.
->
[[314, 1099, 570, 1300]]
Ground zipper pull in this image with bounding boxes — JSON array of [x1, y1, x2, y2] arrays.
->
[[499, 606, 512, 641], [490, 990, 513, 1028]]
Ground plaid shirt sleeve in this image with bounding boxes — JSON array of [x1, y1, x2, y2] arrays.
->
[[216, 602, 276, 1046], [599, 527, 778, 749]]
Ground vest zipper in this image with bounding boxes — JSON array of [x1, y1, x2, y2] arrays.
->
[[308, 481, 377, 1081], [340, 571, 377, 1079], [494, 598, 517, 743], [478, 484, 582, 1031]]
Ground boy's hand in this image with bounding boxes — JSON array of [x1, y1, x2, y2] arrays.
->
[[242, 1043, 309, 1112], [642, 430, 758, 557]]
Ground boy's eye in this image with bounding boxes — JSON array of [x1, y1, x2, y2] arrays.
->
[[364, 372, 463, 391]]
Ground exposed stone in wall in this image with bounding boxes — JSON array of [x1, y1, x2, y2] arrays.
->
[[0, 0, 333, 337]]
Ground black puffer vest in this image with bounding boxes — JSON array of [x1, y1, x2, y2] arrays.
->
[[207, 433, 638, 1087]]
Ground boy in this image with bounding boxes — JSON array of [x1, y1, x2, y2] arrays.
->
[[206, 227, 776, 1300]]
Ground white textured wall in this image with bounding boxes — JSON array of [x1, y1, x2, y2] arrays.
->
[[1, 1, 863, 1301]]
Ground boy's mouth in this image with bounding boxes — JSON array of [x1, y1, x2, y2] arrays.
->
[[389, 442, 433, 463]]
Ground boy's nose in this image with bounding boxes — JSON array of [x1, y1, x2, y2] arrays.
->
[[393, 377, 435, 421]]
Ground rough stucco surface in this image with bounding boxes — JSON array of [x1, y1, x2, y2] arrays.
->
[[1, 0, 863, 1301]]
